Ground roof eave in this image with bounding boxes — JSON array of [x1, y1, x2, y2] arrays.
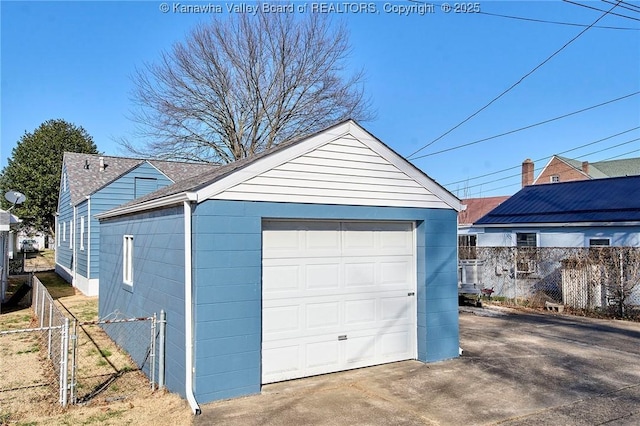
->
[[474, 221, 640, 228], [96, 192, 198, 220]]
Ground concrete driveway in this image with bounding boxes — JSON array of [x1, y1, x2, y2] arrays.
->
[[195, 307, 640, 425]]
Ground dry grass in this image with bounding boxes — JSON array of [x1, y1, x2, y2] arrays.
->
[[0, 272, 193, 426]]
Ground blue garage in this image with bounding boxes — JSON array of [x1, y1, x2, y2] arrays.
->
[[97, 120, 461, 411]]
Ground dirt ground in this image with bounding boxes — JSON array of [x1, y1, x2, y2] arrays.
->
[[1, 260, 193, 426]]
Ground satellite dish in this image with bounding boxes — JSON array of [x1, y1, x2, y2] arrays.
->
[[5, 190, 26, 206]]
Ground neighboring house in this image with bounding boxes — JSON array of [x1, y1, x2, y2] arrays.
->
[[473, 175, 640, 248], [522, 155, 640, 186], [96, 120, 462, 408], [458, 196, 510, 251], [0, 210, 20, 304], [56, 153, 217, 296]]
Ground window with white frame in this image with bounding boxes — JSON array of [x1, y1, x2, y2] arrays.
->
[[62, 222, 66, 242], [80, 216, 85, 250], [69, 220, 73, 249], [63, 172, 67, 192], [123, 235, 134, 286], [57, 221, 61, 247], [550, 175, 560, 183]]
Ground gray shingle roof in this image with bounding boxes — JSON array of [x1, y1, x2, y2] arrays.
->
[[63, 152, 218, 206], [555, 155, 640, 179]]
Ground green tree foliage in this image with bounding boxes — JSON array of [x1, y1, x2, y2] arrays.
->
[[0, 119, 99, 235]]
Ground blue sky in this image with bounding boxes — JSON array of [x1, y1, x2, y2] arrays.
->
[[2, 1, 639, 198]]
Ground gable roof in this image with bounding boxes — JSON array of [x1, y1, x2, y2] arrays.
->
[[475, 175, 640, 226], [538, 155, 640, 182], [62, 152, 217, 205], [459, 196, 510, 225], [97, 120, 462, 219]]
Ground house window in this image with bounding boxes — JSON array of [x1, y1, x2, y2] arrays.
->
[[57, 221, 61, 247], [458, 234, 477, 259], [62, 222, 66, 242], [589, 238, 610, 247], [63, 172, 67, 192], [80, 216, 85, 251], [69, 221, 73, 249], [123, 235, 134, 286], [515, 232, 537, 274], [516, 233, 537, 247], [550, 175, 560, 183]]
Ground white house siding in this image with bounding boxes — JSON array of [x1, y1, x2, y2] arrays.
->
[[213, 135, 449, 209], [476, 227, 640, 248]]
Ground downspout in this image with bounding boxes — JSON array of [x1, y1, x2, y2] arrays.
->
[[86, 197, 91, 283], [72, 206, 77, 284], [183, 200, 201, 415]]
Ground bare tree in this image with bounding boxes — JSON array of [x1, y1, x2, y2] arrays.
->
[[124, 8, 374, 163]]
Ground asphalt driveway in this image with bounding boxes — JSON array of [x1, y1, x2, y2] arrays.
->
[[195, 307, 640, 425]]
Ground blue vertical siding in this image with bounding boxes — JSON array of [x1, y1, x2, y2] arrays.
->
[[87, 163, 173, 280], [191, 200, 459, 403], [99, 206, 187, 396], [75, 201, 89, 278], [55, 164, 73, 281]]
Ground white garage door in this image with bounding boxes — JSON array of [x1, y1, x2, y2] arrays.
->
[[262, 220, 416, 384]]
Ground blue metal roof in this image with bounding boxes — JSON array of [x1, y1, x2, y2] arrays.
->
[[475, 175, 640, 225]]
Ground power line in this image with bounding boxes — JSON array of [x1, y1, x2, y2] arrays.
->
[[600, 148, 640, 161], [563, 0, 640, 21], [444, 126, 640, 186], [456, 137, 640, 193], [410, 91, 640, 160], [601, 0, 640, 14], [477, 11, 639, 30], [407, 0, 624, 159]]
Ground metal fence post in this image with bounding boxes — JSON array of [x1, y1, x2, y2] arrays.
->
[[70, 319, 77, 404], [40, 286, 45, 327], [158, 310, 166, 389], [61, 318, 70, 407], [48, 301, 54, 359], [150, 313, 157, 390]]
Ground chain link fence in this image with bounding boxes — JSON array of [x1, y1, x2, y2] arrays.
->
[[459, 246, 640, 318], [71, 314, 158, 405], [1, 276, 165, 413]]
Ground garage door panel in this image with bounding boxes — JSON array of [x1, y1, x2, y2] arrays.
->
[[380, 261, 413, 286], [262, 220, 416, 384], [306, 340, 340, 369], [306, 263, 340, 290], [380, 331, 412, 357], [306, 301, 340, 329], [381, 296, 412, 321], [262, 305, 300, 334], [262, 264, 300, 293], [344, 299, 376, 324], [344, 262, 376, 287]]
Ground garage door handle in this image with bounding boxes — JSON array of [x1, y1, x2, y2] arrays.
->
[[408, 292, 415, 296], [338, 335, 347, 341]]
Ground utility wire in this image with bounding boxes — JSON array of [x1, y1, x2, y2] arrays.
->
[[600, 148, 640, 161], [410, 91, 639, 160], [445, 126, 640, 185], [407, 0, 624, 159], [562, 0, 640, 22], [477, 10, 639, 30], [601, 0, 640, 13], [455, 137, 640, 193]]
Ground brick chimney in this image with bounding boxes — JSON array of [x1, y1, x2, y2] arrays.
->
[[581, 161, 589, 176], [522, 159, 534, 187]]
